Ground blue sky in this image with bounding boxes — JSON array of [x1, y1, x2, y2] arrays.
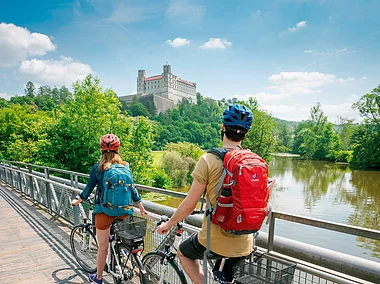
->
[[1, 0, 379, 121]]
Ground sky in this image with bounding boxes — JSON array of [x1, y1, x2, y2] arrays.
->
[[0, 0, 379, 122]]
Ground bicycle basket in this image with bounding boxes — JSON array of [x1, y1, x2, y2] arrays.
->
[[113, 215, 147, 240], [233, 257, 296, 284]]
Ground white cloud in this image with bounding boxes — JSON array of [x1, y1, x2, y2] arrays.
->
[[304, 49, 317, 53], [166, 37, 190, 48], [262, 104, 311, 121], [287, 21, 308, 32], [0, 93, 11, 100], [268, 72, 354, 91], [0, 23, 56, 67], [232, 71, 358, 120], [200, 38, 232, 50], [322, 102, 361, 122], [18, 56, 93, 86], [166, 0, 205, 24], [258, 101, 360, 122]]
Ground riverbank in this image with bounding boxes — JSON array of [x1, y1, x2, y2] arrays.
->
[[270, 152, 301, 157]]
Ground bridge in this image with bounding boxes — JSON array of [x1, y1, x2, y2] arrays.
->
[[1, 161, 380, 284]]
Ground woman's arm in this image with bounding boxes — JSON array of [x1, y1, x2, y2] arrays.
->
[[71, 165, 98, 206]]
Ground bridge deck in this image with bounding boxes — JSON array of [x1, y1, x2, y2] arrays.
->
[[0, 183, 127, 284]]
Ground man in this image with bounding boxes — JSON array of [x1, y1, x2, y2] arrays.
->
[[157, 104, 254, 284]]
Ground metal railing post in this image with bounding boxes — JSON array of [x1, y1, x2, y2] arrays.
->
[[28, 164, 34, 200], [72, 191, 80, 225], [45, 167, 52, 212], [267, 213, 275, 252], [9, 162, 14, 188], [18, 164, 22, 192], [71, 174, 80, 225]]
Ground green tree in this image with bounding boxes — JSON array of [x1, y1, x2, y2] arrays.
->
[[350, 124, 380, 169], [352, 85, 380, 124], [25, 81, 36, 98], [241, 98, 276, 160], [337, 117, 356, 151], [350, 85, 380, 169], [34, 85, 56, 111], [293, 103, 341, 161], [46, 75, 154, 181], [0, 98, 8, 108], [0, 104, 53, 162], [275, 120, 293, 152]]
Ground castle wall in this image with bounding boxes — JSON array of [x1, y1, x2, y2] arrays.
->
[[118, 93, 175, 114], [134, 65, 197, 111]]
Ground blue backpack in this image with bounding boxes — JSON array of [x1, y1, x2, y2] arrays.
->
[[100, 164, 135, 217]]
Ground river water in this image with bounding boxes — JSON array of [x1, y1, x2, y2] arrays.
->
[[152, 156, 380, 262]]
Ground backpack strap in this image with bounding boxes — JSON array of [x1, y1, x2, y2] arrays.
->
[[203, 148, 229, 284], [207, 147, 228, 160], [208, 148, 230, 195]]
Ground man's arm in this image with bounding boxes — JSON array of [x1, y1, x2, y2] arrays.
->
[[157, 178, 206, 234]]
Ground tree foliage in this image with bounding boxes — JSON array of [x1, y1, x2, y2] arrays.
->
[[293, 103, 340, 161]]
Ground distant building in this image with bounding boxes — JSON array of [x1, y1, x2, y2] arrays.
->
[[138, 65, 196, 103], [119, 65, 197, 114]]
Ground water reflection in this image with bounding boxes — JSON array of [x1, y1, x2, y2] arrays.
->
[[270, 156, 380, 260]]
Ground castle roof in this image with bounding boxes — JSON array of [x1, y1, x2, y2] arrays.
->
[[145, 75, 162, 81], [177, 78, 196, 87]]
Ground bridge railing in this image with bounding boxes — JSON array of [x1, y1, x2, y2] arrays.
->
[[1, 161, 380, 284]]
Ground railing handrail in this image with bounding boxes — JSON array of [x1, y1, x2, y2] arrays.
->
[[2, 160, 380, 241], [272, 211, 380, 240]]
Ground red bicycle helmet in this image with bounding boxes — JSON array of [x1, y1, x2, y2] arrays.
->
[[100, 134, 120, 152]]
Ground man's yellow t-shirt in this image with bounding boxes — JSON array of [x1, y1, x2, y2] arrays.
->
[[192, 152, 254, 257]]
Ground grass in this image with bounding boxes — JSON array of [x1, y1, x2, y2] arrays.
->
[[152, 151, 165, 166]]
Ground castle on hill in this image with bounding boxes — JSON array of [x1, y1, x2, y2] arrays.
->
[[119, 65, 197, 113]]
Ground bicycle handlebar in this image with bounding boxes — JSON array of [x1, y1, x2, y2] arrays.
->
[[72, 194, 95, 206]]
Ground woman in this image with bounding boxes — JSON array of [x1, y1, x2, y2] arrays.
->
[[71, 133, 148, 284]]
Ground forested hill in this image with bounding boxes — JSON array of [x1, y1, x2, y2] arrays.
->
[[1, 77, 379, 172]]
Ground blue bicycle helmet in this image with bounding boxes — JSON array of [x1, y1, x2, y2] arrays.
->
[[222, 104, 253, 130]]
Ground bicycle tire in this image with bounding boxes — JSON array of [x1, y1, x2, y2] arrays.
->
[[142, 251, 187, 284], [70, 224, 98, 273], [111, 243, 148, 284]]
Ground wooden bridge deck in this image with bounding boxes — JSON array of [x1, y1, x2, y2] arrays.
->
[[0, 182, 124, 284]]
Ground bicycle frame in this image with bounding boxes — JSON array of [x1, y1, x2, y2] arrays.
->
[[78, 200, 95, 252]]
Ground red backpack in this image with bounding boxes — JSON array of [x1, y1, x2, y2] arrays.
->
[[207, 148, 274, 234]]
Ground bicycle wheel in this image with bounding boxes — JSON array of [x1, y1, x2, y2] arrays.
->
[[111, 243, 148, 284], [70, 224, 98, 273], [143, 251, 187, 284]]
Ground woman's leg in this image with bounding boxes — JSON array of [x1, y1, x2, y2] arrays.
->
[[96, 227, 110, 280]]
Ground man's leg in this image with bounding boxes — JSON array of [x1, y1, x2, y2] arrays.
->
[[178, 233, 209, 284], [178, 247, 204, 284]]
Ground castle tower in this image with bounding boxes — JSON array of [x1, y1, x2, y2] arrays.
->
[[137, 69, 146, 95], [163, 64, 171, 74]]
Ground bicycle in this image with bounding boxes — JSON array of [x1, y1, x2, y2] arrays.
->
[[142, 215, 188, 284], [142, 213, 240, 284], [70, 196, 148, 283]]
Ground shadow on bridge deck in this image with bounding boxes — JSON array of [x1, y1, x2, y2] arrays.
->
[[0, 183, 125, 284]]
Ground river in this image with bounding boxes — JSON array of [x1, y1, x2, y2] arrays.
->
[[149, 156, 380, 262]]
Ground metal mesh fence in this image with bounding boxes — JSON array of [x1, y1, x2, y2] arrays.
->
[[0, 164, 363, 284]]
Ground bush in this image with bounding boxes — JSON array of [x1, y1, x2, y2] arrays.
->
[[332, 150, 353, 163], [165, 142, 203, 160], [161, 151, 196, 187], [152, 168, 173, 189]]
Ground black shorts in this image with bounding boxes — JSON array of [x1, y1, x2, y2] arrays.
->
[[179, 233, 245, 281]]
